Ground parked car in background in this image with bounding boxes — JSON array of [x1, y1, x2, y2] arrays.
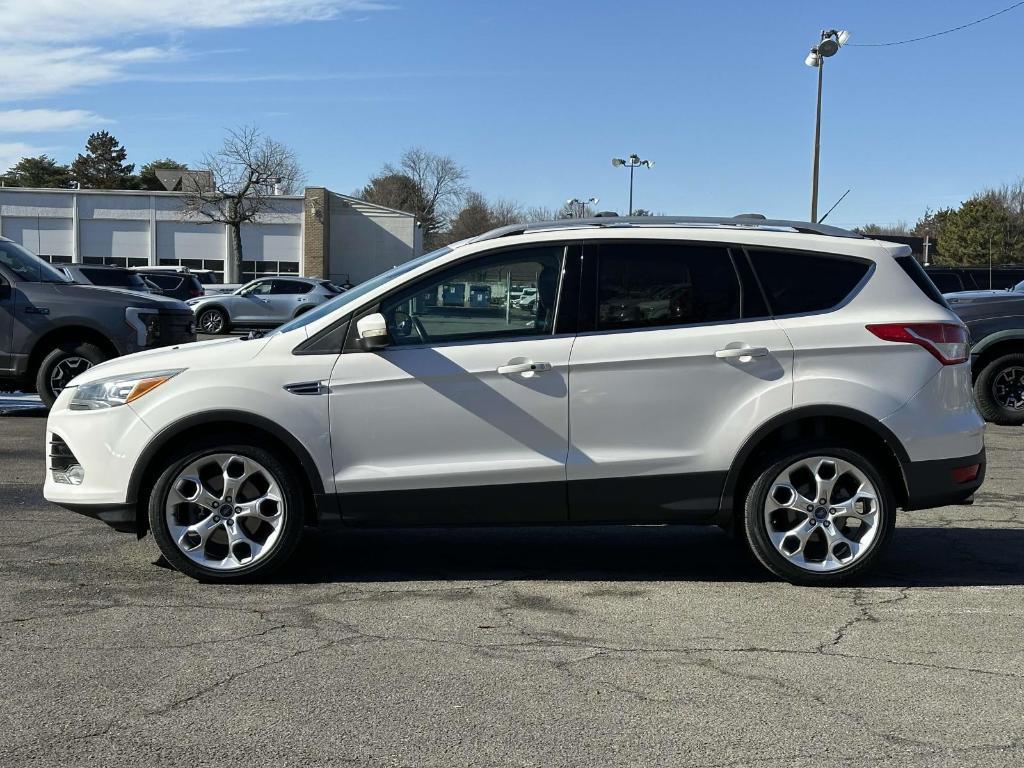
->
[[59, 264, 161, 295], [136, 266, 235, 296], [925, 265, 1024, 293], [187, 276, 345, 334], [134, 270, 204, 301], [45, 216, 984, 585], [948, 291, 1024, 425], [0, 237, 196, 406]]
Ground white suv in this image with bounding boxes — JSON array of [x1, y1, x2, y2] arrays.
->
[[43, 217, 986, 585]]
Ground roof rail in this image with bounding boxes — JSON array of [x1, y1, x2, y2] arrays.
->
[[470, 215, 863, 243]]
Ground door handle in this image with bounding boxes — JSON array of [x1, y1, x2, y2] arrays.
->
[[497, 361, 553, 375], [715, 346, 769, 360]]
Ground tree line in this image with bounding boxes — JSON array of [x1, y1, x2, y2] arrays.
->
[[859, 180, 1024, 266]]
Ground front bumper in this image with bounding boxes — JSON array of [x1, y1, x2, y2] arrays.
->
[[43, 387, 154, 531], [902, 448, 986, 510]]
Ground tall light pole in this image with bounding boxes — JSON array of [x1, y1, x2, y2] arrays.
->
[[611, 154, 654, 215], [805, 29, 849, 223], [566, 197, 599, 218]]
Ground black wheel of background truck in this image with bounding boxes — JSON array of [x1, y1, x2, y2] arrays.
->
[[974, 352, 1024, 426], [35, 342, 108, 408]]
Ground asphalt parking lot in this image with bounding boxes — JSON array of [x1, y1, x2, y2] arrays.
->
[[1, 415, 1022, 767]]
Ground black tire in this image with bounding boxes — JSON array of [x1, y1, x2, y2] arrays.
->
[[35, 342, 108, 408], [742, 445, 896, 586], [148, 438, 305, 582], [197, 307, 230, 335], [973, 353, 1024, 425]]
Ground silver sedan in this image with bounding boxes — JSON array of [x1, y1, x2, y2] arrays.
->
[[188, 276, 345, 334]]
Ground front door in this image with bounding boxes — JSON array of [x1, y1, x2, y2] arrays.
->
[[567, 240, 794, 522], [234, 280, 275, 324], [327, 244, 577, 525]]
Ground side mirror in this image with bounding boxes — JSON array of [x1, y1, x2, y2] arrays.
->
[[356, 312, 391, 352]]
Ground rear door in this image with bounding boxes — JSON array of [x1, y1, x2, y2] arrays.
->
[[266, 279, 313, 323], [567, 240, 794, 522]]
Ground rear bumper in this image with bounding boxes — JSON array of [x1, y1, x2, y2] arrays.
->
[[903, 448, 986, 510]]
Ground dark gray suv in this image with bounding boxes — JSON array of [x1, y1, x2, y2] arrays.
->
[[0, 237, 196, 406]]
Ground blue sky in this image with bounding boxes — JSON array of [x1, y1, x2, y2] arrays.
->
[[1, 0, 1022, 228]]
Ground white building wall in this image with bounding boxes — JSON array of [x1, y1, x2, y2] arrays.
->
[[0, 187, 304, 282], [327, 194, 419, 284]]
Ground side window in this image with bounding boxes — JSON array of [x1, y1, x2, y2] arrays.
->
[[379, 246, 565, 346], [923, 271, 962, 295], [270, 280, 312, 295], [242, 280, 272, 296], [748, 249, 870, 316], [596, 243, 740, 331]]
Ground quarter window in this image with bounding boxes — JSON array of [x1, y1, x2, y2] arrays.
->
[[747, 249, 870, 316], [379, 246, 565, 345], [596, 243, 741, 331]]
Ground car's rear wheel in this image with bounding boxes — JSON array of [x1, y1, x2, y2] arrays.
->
[[36, 342, 108, 408], [974, 353, 1024, 425], [743, 446, 896, 586], [148, 439, 304, 582], [197, 307, 229, 335]]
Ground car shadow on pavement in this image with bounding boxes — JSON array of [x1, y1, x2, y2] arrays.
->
[[276, 525, 1024, 588]]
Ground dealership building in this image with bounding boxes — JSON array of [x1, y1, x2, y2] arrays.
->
[[0, 186, 422, 284]]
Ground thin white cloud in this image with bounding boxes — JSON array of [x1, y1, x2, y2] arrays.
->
[[0, 109, 111, 133], [0, 1, 393, 43], [0, 1, 393, 102], [0, 142, 49, 170], [0, 46, 172, 101]]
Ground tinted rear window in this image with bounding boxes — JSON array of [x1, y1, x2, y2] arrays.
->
[[896, 256, 948, 306], [596, 243, 740, 331], [145, 273, 183, 290], [81, 268, 147, 289], [748, 249, 870, 316], [925, 272, 963, 294]]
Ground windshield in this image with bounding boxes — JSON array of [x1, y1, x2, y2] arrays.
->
[[0, 240, 70, 284], [272, 246, 453, 336], [1014, 280, 1024, 292]]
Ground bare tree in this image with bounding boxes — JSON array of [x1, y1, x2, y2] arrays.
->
[[182, 126, 304, 282], [384, 147, 467, 238]]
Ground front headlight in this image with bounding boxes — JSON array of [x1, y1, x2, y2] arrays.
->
[[126, 307, 160, 346], [69, 369, 184, 411]]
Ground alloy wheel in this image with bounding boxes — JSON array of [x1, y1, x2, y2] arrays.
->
[[991, 366, 1024, 410], [165, 453, 286, 571], [49, 356, 93, 395], [762, 456, 882, 573], [199, 310, 224, 334]]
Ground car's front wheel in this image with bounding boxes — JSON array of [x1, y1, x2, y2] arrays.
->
[[148, 439, 305, 582], [742, 446, 896, 586], [197, 307, 230, 335], [973, 352, 1024, 425]]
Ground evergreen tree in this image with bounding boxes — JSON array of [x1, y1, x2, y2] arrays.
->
[[1, 155, 71, 188], [71, 131, 136, 189]]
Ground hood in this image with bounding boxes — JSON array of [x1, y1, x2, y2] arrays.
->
[[54, 282, 191, 311], [950, 291, 1024, 323], [68, 335, 270, 387], [944, 289, 1021, 304]]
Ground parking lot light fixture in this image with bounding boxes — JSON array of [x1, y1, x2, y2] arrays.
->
[[611, 154, 654, 215], [806, 29, 850, 223], [566, 197, 599, 218]]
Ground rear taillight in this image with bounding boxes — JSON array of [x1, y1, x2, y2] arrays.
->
[[189, 288, 202, 298], [866, 323, 969, 365]]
